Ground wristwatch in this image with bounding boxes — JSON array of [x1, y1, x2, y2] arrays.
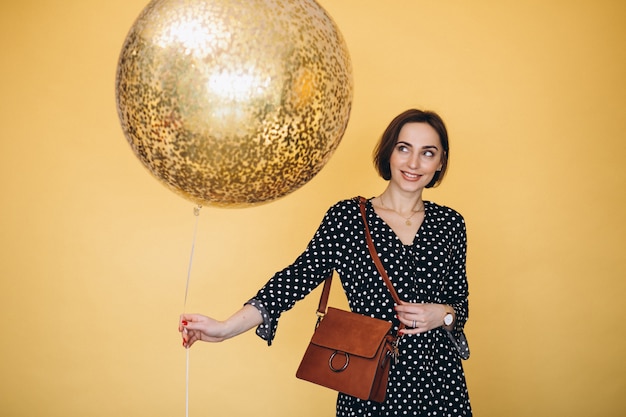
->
[[443, 312, 454, 327]]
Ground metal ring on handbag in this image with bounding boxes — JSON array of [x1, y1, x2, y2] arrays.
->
[[329, 350, 350, 372]]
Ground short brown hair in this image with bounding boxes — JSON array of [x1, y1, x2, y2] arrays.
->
[[373, 109, 449, 188]]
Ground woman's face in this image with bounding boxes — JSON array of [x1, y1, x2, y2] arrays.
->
[[388, 122, 443, 192]]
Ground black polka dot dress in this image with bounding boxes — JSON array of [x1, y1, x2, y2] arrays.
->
[[248, 198, 472, 416]]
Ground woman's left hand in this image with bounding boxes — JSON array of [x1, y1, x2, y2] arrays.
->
[[394, 302, 449, 334]]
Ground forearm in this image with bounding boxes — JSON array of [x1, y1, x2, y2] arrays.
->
[[222, 304, 264, 339]]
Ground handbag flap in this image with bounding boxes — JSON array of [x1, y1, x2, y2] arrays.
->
[[310, 307, 392, 359]]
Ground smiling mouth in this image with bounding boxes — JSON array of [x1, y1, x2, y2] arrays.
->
[[402, 171, 422, 180]]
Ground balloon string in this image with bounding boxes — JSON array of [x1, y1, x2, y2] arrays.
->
[[184, 205, 201, 308], [185, 348, 190, 417], [184, 205, 202, 417]]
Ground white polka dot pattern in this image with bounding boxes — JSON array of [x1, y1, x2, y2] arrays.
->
[[248, 198, 472, 416]]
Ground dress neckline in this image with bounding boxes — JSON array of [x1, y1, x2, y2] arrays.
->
[[367, 198, 429, 247]]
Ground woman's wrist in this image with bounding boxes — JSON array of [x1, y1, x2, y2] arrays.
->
[[442, 305, 455, 331]]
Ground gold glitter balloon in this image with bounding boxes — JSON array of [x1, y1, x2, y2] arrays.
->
[[116, 0, 353, 207]]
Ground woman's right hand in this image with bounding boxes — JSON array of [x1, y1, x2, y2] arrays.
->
[[179, 313, 228, 348], [179, 304, 264, 348]]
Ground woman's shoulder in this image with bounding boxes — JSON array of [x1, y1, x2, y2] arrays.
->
[[425, 201, 466, 224], [327, 196, 366, 210], [312, 198, 363, 231], [320, 196, 376, 222], [323, 197, 362, 217]]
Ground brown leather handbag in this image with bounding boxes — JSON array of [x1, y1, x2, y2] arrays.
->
[[296, 197, 404, 402]]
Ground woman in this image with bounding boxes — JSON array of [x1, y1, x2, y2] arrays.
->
[[179, 109, 472, 416]]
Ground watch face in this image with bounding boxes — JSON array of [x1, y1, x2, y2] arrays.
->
[[444, 314, 453, 326]]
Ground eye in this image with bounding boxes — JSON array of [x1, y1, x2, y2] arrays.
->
[[423, 150, 435, 157], [396, 143, 410, 152]]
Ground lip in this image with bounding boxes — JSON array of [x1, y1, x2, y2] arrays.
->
[[401, 171, 422, 181]]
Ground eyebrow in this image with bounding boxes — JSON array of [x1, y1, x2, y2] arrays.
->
[[396, 141, 440, 151]]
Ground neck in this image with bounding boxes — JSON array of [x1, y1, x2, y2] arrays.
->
[[379, 189, 423, 214]]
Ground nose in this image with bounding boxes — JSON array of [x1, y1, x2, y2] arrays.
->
[[408, 152, 420, 169]]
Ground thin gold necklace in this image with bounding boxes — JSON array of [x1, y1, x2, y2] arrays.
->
[[379, 196, 423, 226]]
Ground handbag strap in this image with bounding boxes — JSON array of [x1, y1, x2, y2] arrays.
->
[[356, 196, 403, 305], [316, 197, 403, 318], [316, 272, 334, 315]]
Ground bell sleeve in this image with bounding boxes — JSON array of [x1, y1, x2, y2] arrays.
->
[[245, 203, 344, 346]]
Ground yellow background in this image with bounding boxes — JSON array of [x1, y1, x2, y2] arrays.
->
[[1, 0, 625, 416]]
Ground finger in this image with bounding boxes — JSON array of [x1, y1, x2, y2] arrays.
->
[[400, 311, 415, 324], [182, 331, 197, 349], [394, 304, 411, 313], [180, 314, 201, 331], [179, 319, 189, 333], [397, 314, 414, 329], [400, 327, 416, 335], [179, 314, 192, 332], [395, 304, 424, 316]]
